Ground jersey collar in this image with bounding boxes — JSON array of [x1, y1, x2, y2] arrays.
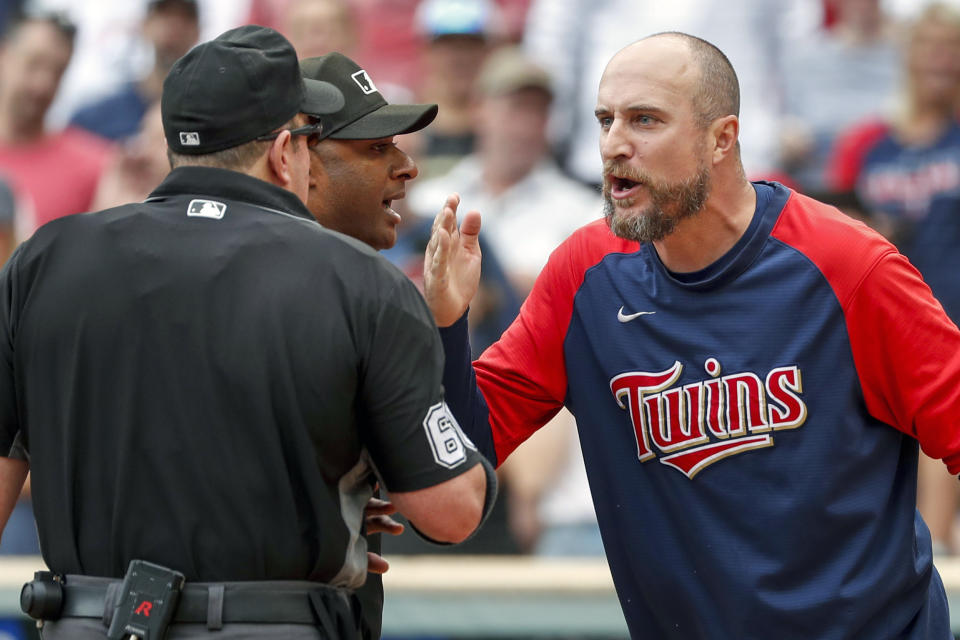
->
[[648, 181, 791, 291], [148, 166, 316, 222]]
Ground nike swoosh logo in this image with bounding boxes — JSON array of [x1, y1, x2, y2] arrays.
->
[[618, 306, 656, 322]]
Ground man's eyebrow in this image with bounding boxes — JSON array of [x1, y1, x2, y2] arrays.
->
[[595, 104, 667, 119]]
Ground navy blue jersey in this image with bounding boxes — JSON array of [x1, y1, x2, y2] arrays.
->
[[441, 182, 960, 639]]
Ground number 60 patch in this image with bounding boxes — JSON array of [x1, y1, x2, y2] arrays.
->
[[422, 402, 476, 469]]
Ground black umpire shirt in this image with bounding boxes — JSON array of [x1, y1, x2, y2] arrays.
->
[[0, 166, 484, 585]]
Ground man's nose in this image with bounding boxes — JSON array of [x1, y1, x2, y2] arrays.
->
[[394, 150, 419, 181], [600, 118, 634, 162]]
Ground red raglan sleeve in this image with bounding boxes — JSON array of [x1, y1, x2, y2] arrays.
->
[[844, 251, 960, 471], [474, 221, 636, 463], [773, 191, 960, 472]]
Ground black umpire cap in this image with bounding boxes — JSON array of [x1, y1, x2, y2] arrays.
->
[[299, 52, 437, 140], [162, 25, 344, 155]]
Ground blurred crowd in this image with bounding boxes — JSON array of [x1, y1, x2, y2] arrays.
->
[[0, 0, 959, 560]]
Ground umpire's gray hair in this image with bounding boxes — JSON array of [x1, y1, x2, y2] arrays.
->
[[167, 140, 271, 171]]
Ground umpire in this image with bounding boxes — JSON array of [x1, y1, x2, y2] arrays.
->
[[0, 25, 495, 640]]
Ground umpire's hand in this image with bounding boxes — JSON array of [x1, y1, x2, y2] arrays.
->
[[365, 496, 403, 574]]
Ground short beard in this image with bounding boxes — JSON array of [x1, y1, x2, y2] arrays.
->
[[602, 160, 711, 243]]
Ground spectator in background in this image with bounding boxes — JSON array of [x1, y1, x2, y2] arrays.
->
[[18, 2, 145, 129], [414, 0, 499, 177], [409, 46, 600, 292], [0, 12, 112, 238], [828, 2, 960, 555], [779, 0, 901, 191], [281, 0, 356, 59], [279, 0, 418, 114], [327, 0, 423, 90], [69, 0, 199, 142], [90, 102, 169, 210]]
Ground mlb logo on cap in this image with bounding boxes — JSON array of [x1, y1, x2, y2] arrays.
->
[[187, 199, 227, 219], [351, 70, 377, 95], [179, 132, 200, 146], [299, 52, 437, 140]]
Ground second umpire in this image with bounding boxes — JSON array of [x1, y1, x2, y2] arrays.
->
[[0, 25, 495, 639]]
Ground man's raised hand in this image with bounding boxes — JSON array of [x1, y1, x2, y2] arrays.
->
[[424, 194, 482, 327]]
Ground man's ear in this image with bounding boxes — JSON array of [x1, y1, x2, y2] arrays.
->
[[267, 130, 295, 187], [709, 115, 739, 165]]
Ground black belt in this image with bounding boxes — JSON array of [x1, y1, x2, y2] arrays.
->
[[58, 576, 356, 629]]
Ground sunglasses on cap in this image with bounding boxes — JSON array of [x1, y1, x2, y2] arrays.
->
[[255, 121, 324, 148]]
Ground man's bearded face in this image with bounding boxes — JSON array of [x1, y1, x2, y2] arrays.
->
[[602, 157, 712, 243]]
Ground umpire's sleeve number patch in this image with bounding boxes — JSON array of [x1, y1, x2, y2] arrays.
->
[[422, 402, 475, 469]]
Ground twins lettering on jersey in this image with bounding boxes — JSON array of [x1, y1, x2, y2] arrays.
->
[[610, 358, 806, 479]]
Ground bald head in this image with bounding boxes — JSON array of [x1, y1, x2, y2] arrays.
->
[[621, 32, 739, 129], [596, 32, 749, 245]]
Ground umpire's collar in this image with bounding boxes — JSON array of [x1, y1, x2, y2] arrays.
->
[[147, 166, 316, 222]]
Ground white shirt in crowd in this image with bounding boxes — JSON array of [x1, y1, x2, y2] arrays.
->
[[409, 155, 602, 283]]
